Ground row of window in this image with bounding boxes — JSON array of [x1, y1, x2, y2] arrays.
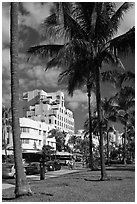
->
[[54, 123, 74, 131], [21, 138, 41, 146], [21, 139, 55, 148], [54, 120, 74, 129], [58, 109, 73, 118], [56, 116, 74, 125], [20, 127, 47, 136]]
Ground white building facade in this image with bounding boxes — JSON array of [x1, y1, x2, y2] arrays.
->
[[20, 117, 56, 151], [23, 89, 75, 135]]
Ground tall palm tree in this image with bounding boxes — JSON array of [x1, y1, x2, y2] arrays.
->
[[113, 86, 135, 164], [10, 2, 32, 197], [27, 2, 135, 180], [2, 106, 9, 160], [101, 98, 118, 164]]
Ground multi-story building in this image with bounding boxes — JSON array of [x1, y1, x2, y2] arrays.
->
[[20, 117, 56, 151], [22, 89, 75, 135], [3, 117, 56, 155]]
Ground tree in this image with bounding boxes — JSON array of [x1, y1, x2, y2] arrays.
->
[[48, 129, 66, 151], [101, 69, 135, 163], [2, 106, 10, 160], [27, 2, 135, 180], [10, 2, 32, 197], [101, 98, 118, 164], [113, 87, 135, 164]]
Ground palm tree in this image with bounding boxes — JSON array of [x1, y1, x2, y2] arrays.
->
[[27, 2, 135, 180], [2, 106, 9, 161], [113, 86, 135, 164], [101, 69, 135, 91], [101, 98, 118, 164], [10, 2, 32, 197]]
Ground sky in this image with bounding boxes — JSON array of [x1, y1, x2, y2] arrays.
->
[[2, 2, 135, 133]]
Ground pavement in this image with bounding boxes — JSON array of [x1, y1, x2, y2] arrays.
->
[[2, 183, 15, 190], [2, 168, 82, 190]]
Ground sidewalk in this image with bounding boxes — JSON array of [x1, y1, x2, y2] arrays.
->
[[2, 183, 14, 190], [2, 168, 81, 189], [27, 168, 81, 180]]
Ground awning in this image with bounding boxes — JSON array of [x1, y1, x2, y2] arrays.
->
[[55, 151, 73, 156]]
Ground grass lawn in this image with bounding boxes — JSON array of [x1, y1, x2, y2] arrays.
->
[[2, 165, 135, 202]]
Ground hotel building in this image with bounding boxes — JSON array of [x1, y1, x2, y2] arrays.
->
[[22, 89, 75, 135]]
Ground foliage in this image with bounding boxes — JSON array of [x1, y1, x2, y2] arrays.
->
[[48, 129, 66, 152], [42, 144, 54, 161]]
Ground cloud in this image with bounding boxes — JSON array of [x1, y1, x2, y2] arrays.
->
[[116, 3, 135, 36], [2, 3, 10, 46], [20, 2, 52, 29], [64, 90, 96, 111], [2, 48, 10, 73]]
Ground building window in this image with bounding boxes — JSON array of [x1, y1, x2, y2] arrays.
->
[[43, 131, 46, 136], [49, 119, 51, 124], [39, 130, 41, 135], [39, 140, 41, 145], [55, 120, 56, 124], [21, 139, 29, 144], [21, 127, 29, 133]]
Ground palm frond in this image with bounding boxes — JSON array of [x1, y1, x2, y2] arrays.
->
[[109, 2, 134, 36], [113, 86, 135, 110], [101, 69, 121, 84], [99, 50, 116, 65], [27, 44, 63, 61], [119, 71, 135, 86], [46, 39, 92, 70], [101, 69, 135, 90], [94, 3, 115, 43], [110, 26, 135, 57], [40, 3, 88, 41], [58, 60, 90, 95]]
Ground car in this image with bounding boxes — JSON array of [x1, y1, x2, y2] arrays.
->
[[2, 163, 15, 178], [25, 162, 41, 175], [45, 160, 61, 171], [2, 163, 26, 179]]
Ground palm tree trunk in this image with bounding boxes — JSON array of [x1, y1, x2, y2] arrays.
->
[[123, 123, 127, 165], [106, 129, 110, 165], [4, 124, 8, 160], [87, 86, 94, 170], [10, 2, 32, 197], [95, 66, 107, 180]]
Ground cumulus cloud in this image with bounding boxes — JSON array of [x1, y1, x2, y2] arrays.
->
[[116, 3, 135, 36], [2, 3, 10, 46], [64, 90, 96, 111], [20, 2, 52, 29]]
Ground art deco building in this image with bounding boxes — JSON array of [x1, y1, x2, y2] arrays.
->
[[22, 89, 75, 135]]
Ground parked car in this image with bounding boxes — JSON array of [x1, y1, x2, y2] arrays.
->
[[2, 163, 26, 179], [45, 160, 61, 171], [2, 163, 15, 178], [25, 162, 41, 175]]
